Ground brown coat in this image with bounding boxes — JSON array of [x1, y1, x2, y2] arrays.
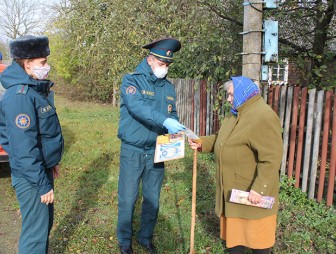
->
[[200, 95, 283, 220]]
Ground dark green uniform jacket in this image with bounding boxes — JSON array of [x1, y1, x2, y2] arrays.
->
[[0, 61, 64, 196], [200, 95, 283, 220], [118, 57, 178, 150]]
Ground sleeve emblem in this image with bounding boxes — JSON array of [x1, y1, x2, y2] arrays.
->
[[15, 114, 31, 129], [126, 86, 137, 95]]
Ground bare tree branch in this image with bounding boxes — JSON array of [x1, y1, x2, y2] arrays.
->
[[197, 0, 243, 27], [278, 37, 310, 53], [0, 0, 45, 39]]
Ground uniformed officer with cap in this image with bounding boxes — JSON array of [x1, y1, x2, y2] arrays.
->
[[0, 35, 64, 254], [117, 38, 185, 254]]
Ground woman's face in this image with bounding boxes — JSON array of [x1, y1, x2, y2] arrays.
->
[[24, 57, 49, 79], [226, 85, 234, 106]]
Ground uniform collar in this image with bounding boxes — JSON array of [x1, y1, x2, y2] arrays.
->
[[135, 57, 167, 86]]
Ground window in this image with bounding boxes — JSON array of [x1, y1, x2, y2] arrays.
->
[[268, 59, 288, 85]]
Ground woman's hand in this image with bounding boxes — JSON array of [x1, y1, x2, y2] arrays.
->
[[41, 189, 54, 205], [248, 189, 262, 204], [188, 138, 202, 150], [52, 164, 60, 179]]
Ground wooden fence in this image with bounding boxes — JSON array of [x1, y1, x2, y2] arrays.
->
[[171, 79, 336, 207]]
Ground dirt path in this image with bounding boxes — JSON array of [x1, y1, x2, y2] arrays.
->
[[0, 163, 20, 254]]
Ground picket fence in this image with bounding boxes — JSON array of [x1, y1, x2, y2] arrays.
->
[[171, 79, 336, 207]]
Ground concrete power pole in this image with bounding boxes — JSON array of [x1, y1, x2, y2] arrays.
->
[[242, 0, 263, 84]]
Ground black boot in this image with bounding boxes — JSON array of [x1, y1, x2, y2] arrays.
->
[[139, 242, 157, 254], [229, 245, 246, 254], [252, 248, 271, 254], [119, 245, 133, 254]]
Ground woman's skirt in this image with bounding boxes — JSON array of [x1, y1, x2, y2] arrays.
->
[[220, 213, 277, 249]]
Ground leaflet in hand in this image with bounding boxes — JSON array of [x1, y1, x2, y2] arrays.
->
[[154, 133, 185, 163], [184, 128, 201, 143], [229, 189, 275, 209]]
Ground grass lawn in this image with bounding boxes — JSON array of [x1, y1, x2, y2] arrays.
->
[[1, 96, 335, 253], [48, 97, 224, 253]]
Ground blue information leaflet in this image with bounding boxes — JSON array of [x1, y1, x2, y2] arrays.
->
[[154, 133, 185, 163]]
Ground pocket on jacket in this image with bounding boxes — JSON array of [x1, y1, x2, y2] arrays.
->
[[165, 96, 175, 115], [143, 94, 155, 105], [37, 106, 60, 135], [234, 171, 254, 189]]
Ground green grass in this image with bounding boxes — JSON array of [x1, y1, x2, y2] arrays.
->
[[276, 178, 336, 254], [2, 96, 335, 253], [49, 97, 224, 253]]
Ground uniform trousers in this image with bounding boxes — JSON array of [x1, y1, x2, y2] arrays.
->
[[117, 144, 164, 247], [11, 170, 54, 254]]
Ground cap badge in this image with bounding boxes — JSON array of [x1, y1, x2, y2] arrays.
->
[[166, 50, 172, 57]]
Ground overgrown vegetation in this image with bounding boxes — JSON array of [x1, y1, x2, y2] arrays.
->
[[0, 1, 335, 101], [2, 96, 334, 253], [43, 0, 336, 102], [276, 178, 336, 253], [267, 0, 336, 88], [47, 0, 243, 102]]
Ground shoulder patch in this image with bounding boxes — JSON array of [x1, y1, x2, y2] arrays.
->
[[126, 86, 137, 95], [15, 114, 31, 129], [16, 85, 29, 95]]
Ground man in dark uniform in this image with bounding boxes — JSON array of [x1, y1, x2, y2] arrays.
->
[[0, 35, 64, 254], [117, 38, 185, 254]]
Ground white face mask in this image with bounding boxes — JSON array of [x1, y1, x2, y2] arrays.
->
[[153, 64, 168, 79], [33, 65, 51, 80]]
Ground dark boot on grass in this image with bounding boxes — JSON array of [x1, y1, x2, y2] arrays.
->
[[119, 245, 133, 254]]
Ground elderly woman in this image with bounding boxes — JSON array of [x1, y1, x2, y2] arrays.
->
[[189, 76, 283, 254], [0, 35, 64, 254]]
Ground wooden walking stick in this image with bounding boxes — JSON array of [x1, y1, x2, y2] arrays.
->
[[189, 148, 198, 254]]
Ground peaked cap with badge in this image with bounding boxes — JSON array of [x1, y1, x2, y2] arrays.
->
[[10, 35, 50, 59], [142, 37, 181, 63], [117, 37, 183, 250]]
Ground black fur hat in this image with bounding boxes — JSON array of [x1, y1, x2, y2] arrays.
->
[[10, 35, 50, 59]]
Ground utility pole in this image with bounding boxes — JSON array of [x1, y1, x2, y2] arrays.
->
[[242, 0, 263, 84]]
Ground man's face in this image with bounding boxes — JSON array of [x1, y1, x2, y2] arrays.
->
[[226, 85, 234, 106], [148, 55, 171, 71]]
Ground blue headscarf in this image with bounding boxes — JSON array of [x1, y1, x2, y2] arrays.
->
[[230, 76, 260, 115]]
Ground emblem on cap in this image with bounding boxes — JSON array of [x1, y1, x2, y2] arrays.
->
[[126, 86, 137, 95], [142, 38, 181, 63], [16, 114, 31, 129]]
